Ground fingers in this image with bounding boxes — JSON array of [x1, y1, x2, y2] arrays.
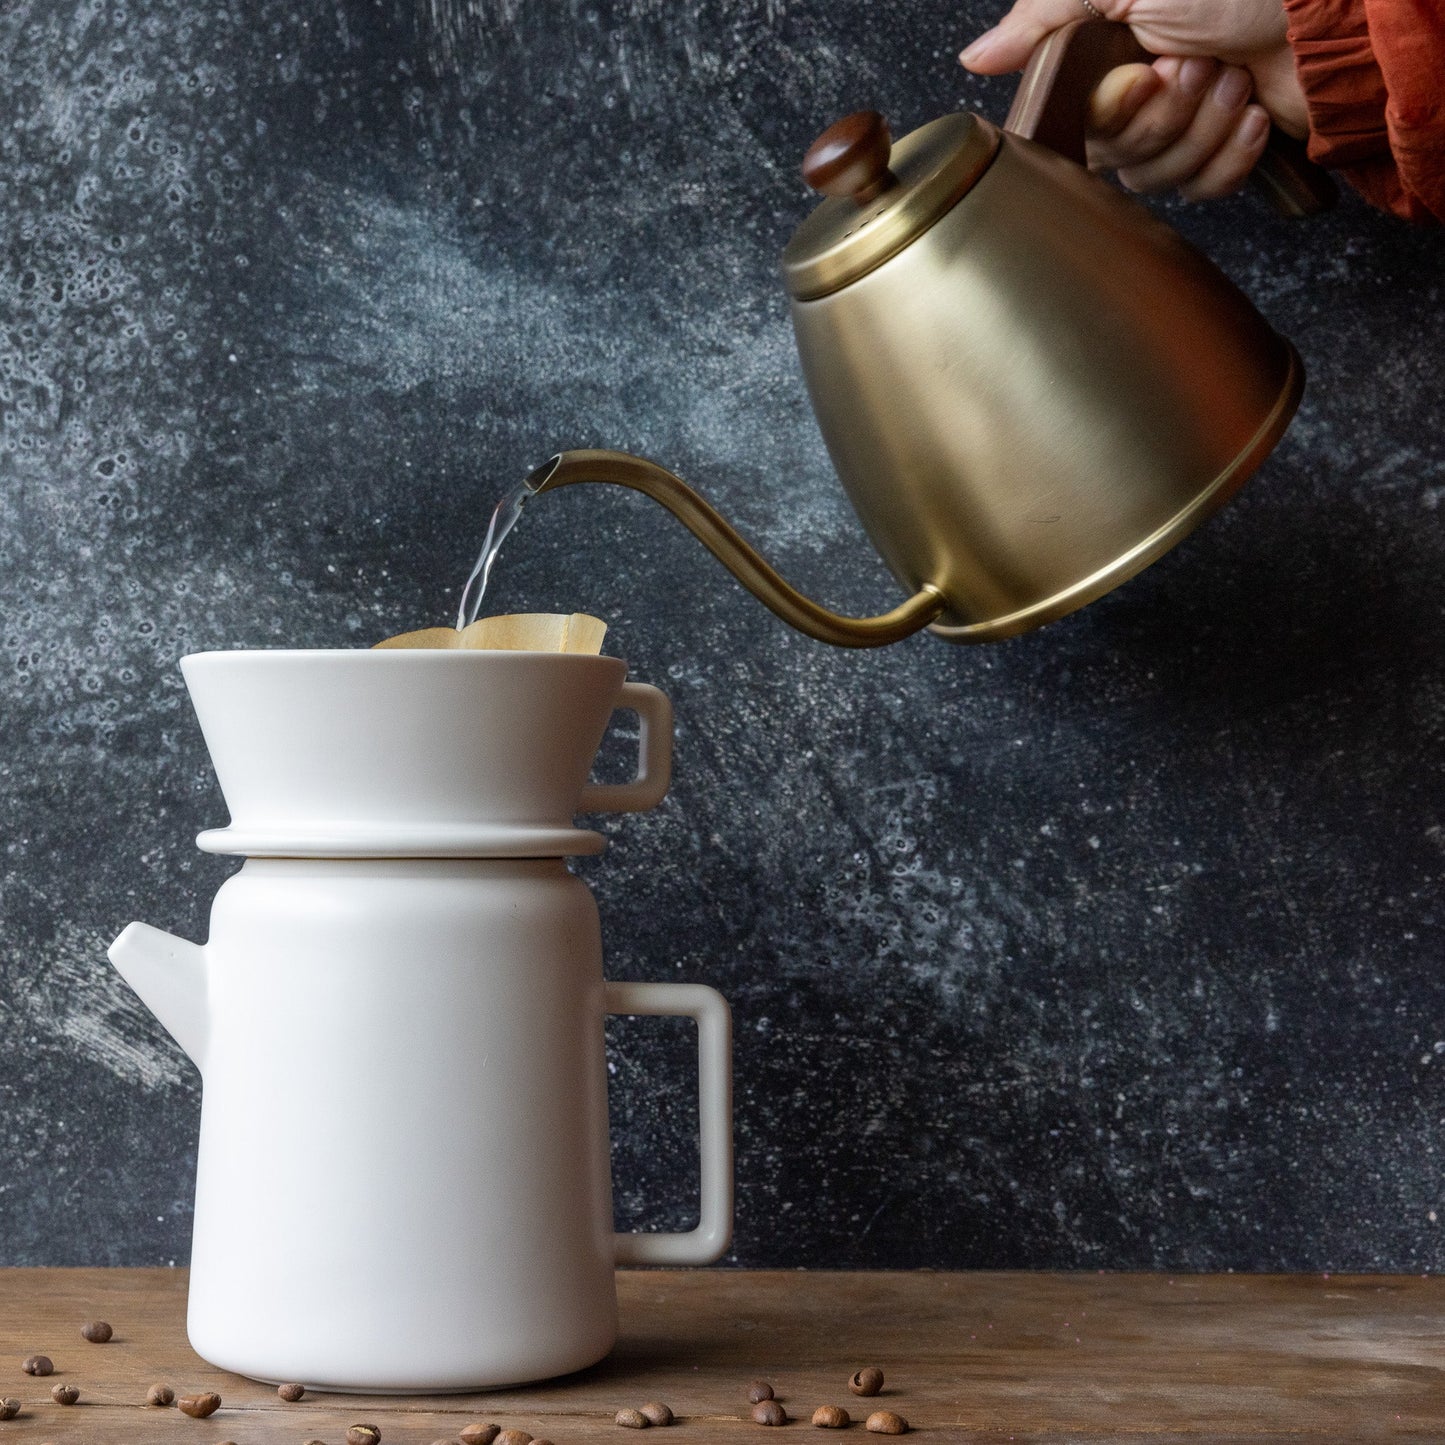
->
[[1176, 105, 1271, 199], [959, 0, 1100, 74], [1113, 62, 1260, 194], [1087, 56, 1214, 172], [1083, 56, 1266, 197]]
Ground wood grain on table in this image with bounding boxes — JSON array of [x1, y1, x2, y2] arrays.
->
[[1, 1270, 1442, 1441]]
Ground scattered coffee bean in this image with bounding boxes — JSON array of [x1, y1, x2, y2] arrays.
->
[[533, 1439, 556, 1445], [813, 1405, 849, 1428], [278, 1382, 306, 1402], [146, 1384, 175, 1406], [50, 1385, 79, 1406], [752, 1400, 788, 1426], [459, 1426, 500, 1445], [494, 1432, 532, 1445], [639, 1402, 673, 1427], [849, 1367, 884, 1397], [865, 1410, 908, 1434], [347, 1426, 381, 1445], [304, 1438, 328, 1444], [21, 1355, 53, 1377], [80, 1321, 113, 1344], [178, 1392, 222, 1418], [615, 1408, 649, 1429], [747, 1381, 774, 1404], [0, 1399, 19, 1421]]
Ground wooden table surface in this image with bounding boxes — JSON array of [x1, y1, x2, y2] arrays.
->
[[2, 1270, 1443, 1442]]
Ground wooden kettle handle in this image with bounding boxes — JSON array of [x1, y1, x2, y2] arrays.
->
[[1003, 18, 1337, 218]]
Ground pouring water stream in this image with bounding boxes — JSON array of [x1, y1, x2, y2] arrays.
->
[[455, 480, 530, 630]]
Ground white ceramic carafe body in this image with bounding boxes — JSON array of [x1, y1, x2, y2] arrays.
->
[[190, 857, 624, 1390]]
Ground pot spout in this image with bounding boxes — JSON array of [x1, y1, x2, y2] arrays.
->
[[108, 922, 209, 1071], [525, 449, 945, 648]]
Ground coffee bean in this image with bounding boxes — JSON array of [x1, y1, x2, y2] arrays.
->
[[50, 1385, 79, 1406], [146, 1383, 175, 1406], [747, 1381, 774, 1404], [0, 1399, 19, 1420], [80, 1321, 113, 1344], [752, 1400, 788, 1426], [21, 1355, 53, 1377], [639, 1402, 673, 1426], [304, 1438, 328, 1444], [178, 1392, 221, 1418], [865, 1410, 908, 1434], [813, 1405, 849, 1428], [849, 1367, 884, 1397], [615, 1408, 649, 1429], [278, 1382, 306, 1402], [532, 1439, 555, 1445], [458, 1426, 500, 1445], [347, 1426, 382, 1445], [494, 1432, 532, 1445]]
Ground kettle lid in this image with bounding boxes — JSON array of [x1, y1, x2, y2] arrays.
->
[[782, 111, 999, 301]]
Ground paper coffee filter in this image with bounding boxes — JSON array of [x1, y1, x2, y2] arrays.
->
[[373, 613, 608, 654]]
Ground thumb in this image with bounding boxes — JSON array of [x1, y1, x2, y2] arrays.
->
[[960, 0, 1105, 74], [1087, 61, 1160, 135]]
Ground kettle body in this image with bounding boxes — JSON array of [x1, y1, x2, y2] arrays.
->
[[790, 120, 1301, 640]]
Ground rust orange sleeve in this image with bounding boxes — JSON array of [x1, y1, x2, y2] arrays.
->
[[1283, 0, 1445, 223]]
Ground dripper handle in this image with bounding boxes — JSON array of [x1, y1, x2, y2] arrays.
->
[[1005, 17, 1337, 217], [578, 682, 673, 814]]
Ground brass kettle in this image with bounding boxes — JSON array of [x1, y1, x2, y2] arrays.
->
[[528, 21, 1330, 647]]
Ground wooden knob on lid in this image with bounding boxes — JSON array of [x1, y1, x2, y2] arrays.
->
[[802, 111, 897, 205]]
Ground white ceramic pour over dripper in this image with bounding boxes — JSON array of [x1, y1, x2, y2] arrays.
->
[[182, 649, 672, 858]]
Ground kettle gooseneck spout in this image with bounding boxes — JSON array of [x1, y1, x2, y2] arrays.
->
[[109, 922, 209, 1071], [525, 450, 946, 649]]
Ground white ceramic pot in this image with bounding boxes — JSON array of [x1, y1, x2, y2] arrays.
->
[[109, 650, 732, 1392]]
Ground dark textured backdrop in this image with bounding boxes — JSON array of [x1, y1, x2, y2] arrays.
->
[[2, 0, 1442, 1270]]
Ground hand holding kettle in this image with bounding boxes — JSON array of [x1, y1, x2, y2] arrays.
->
[[961, 0, 1309, 200]]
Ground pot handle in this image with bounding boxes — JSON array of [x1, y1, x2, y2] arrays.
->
[[607, 980, 733, 1266], [578, 682, 673, 814], [1004, 17, 1337, 218]]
